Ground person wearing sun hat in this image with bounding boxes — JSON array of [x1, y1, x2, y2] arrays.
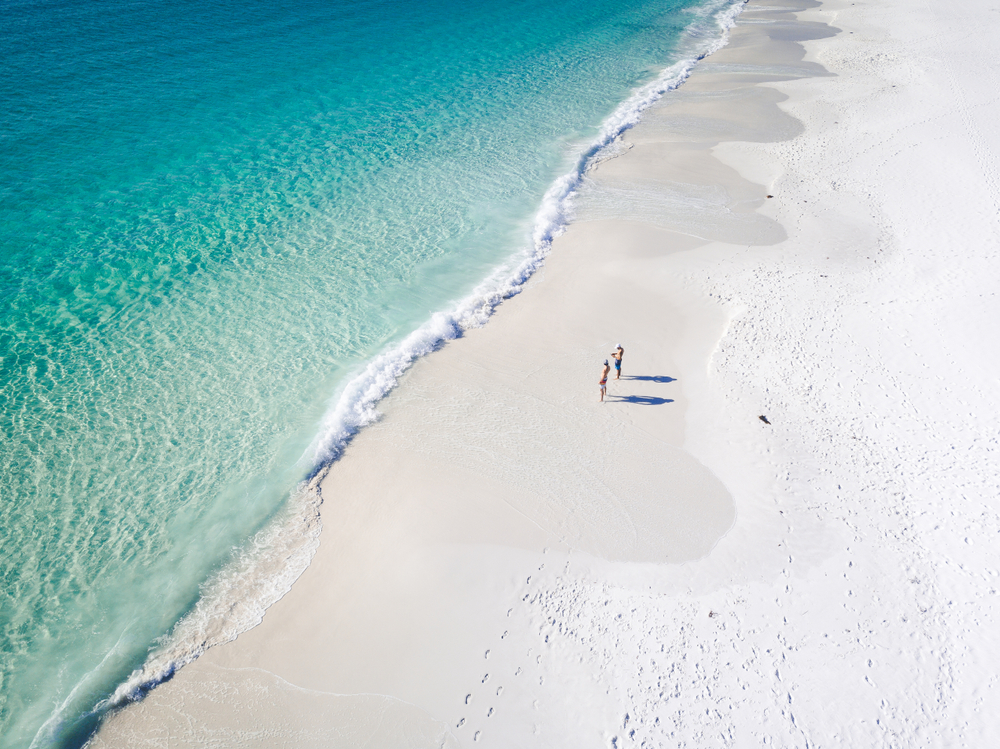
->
[[610, 344, 624, 380]]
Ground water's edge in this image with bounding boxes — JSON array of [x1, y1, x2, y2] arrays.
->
[[86, 0, 747, 733]]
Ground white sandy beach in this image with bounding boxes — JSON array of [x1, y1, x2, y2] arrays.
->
[[93, 0, 1000, 745]]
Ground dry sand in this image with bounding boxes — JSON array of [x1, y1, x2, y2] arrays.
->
[[92, 0, 1000, 745]]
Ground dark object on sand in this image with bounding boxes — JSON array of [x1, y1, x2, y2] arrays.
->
[[759, 415, 771, 425], [766, 194, 774, 198]]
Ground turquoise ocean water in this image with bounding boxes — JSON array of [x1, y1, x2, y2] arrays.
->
[[0, 0, 740, 745]]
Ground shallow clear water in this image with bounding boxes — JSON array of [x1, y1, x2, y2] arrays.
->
[[0, 0, 735, 745]]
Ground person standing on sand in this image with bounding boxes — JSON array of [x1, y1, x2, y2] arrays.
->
[[611, 344, 624, 380], [599, 360, 610, 402]]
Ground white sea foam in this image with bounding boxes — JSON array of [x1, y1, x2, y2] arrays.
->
[[304, 0, 747, 470], [98, 483, 323, 712], [99, 0, 747, 715]]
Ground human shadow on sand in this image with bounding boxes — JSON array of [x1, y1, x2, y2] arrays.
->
[[622, 375, 677, 384], [609, 394, 674, 405]]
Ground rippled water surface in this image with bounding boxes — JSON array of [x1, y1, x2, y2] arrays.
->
[[0, 0, 734, 744]]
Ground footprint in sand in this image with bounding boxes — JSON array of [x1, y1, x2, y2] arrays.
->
[[457, 718, 465, 728], [482, 673, 490, 683], [484, 649, 490, 659], [474, 731, 481, 742], [465, 694, 472, 705], [487, 707, 494, 717], [497, 686, 503, 696]]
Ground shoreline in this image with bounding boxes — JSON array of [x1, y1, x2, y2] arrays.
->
[[95, 0, 748, 716], [93, 0, 1000, 745]]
